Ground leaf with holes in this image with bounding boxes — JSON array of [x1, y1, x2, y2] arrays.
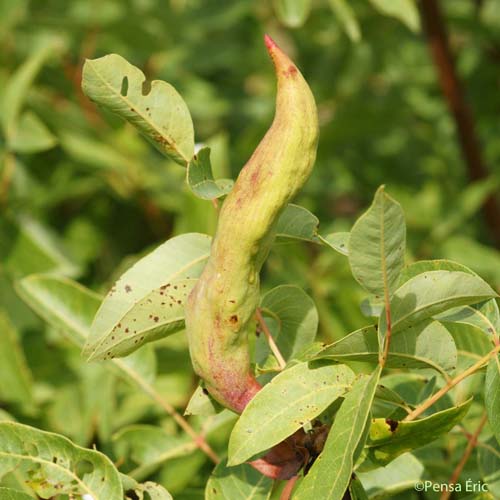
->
[[205, 459, 272, 500], [295, 367, 381, 500], [227, 361, 355, 466], [83, 233, 211, 360], [0, 422, 122, 499], [187, 147, 233, 200], [82, 53, 194, 165], [348, 186, 405, 297]]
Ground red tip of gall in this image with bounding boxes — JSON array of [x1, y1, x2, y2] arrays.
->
[[264, 34, 277, 53]]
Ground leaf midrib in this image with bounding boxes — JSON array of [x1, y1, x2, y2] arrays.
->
[[230, 380, 351, 463], [86, 60, 189, 164]]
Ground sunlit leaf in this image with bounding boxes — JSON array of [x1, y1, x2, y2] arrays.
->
[[228, 362, 355, 465], [82, 53, 194, 165], [349, 186, 405, 297], [84, 233, 211, 360], [0, 422, 122, 499], [295, 367, 381, 499]]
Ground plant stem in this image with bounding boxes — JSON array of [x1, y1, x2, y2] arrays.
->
[[380, 294, 392, 368], [256, 308, 287, 370], [419, 0, 500, 247], [280, 475, 299, 500], [404, 345, 500, 422], [440, 412, 488, 500], [114, 358, 220, 464]]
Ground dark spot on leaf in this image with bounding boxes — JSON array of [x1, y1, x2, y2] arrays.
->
[[125, 285, 132, 293], [153, 316, 159, 322], [202, 388, 209, 395]]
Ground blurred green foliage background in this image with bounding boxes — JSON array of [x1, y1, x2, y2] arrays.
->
[[1, 0, 500, 496]]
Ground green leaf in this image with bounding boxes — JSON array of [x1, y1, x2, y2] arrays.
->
[[0, 216, 79, 278], [366, 399, 472, 466], [319, 232, 350, 256], [126, 480, 173, 500], [399, 259, 477, 285], [1, 38, 60, 141], [357, 453, 424, 499], [8, 111, 57, 154], [275, 204, 319, 242], [87, 278, 197, 361], [382, 271, 497, 336], [82, 53, 194, 165], [84, 233, 211, 360], [368, 0, 420, 32], [113, 425, 196, 481], [295, 367, 381, 500], [315, 320, 457, 376], [273, 0, 312, 28], [348, 186, 406, 297], [187, 147, 233, 200], [0, 422, 122, 499], [329, 0, 361, 42], [0, 310, 33, 405], [257, 285, 318, 363], [15, 273, 157, 390], [0, 488, 34, 500], [478, 438, 500, 498], [205, 458, 272, 500], [227, 361, 355, 465], [184, 385, 222, 416], [435, 304, 498, 339], [485, 355, 500, 446], [349, 476, 369, 500]]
